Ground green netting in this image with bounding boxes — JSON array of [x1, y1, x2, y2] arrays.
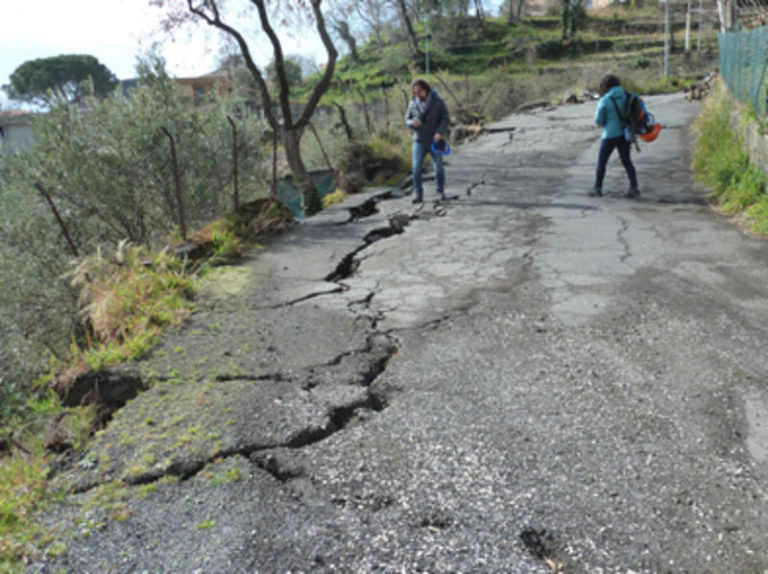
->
[[719, 26, 768, 117]]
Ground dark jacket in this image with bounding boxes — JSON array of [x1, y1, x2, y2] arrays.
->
[[405, 89, 450, 145]]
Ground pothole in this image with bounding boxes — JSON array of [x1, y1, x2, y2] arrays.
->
[[519, 527, 570, 573]]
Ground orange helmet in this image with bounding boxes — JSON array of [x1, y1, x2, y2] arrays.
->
[[638, 123, 662, 143]]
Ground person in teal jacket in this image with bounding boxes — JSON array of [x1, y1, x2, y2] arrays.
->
[[405, 78, 450, 203], [591, 74, 639, 198]]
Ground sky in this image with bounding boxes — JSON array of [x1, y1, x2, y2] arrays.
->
[[1, 0, 505, 109], [0, 0, 325, 109]]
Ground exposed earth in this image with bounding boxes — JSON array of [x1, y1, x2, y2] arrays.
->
[[33, 92, 768, 573]]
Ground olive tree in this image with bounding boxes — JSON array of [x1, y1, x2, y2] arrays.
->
[[0, 56, 268, 403], [153, 0, 340, 215]]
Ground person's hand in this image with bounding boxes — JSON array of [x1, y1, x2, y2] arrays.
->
[[412, 119, 422, 128], [433, 133, 443, 142]]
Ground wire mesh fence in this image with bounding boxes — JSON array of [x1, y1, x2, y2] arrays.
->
[[719, 25, 768, 117]]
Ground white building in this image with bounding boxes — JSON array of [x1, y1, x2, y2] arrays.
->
[[0, 110, 35, 155]]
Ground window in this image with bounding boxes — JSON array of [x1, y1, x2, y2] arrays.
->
[[194, 85, 206, 104]]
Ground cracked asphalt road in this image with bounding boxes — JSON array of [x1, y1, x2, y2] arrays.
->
[[37, 93, 768, 573]]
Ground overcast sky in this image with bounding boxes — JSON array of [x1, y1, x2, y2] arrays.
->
[[1, 0, 504, 109], [0, 0, 326, 108]]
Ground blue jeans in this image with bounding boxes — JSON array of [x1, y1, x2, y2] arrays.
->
[[412, 140, 445, 198], [595, 136, 638, 190]]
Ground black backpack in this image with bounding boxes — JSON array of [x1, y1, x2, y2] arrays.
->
[[610, 90, 646, 151]]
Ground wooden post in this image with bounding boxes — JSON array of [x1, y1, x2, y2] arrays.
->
[[308, 121, 336, 184], [160, 127, 186, 241], [227, 116, 240, 211], [382, 87, 391, 134], [34, 181, 80, 259], [272, 129, 278, 199], [358, 89, 374, 135]]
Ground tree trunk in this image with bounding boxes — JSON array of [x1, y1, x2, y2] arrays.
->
[[395, 0, 422, 58], [561, 1, 570, 40], [507, 0, 516, 24], [186, 0, 337, 217], [358, 89, 374, 135], [282, 127, 322, 216], [474, 0, 485, 23], [333, 20, 359, 63]]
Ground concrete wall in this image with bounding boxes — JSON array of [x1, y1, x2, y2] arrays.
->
[[742, 120, 768, 175], [729, 99, 768, 180]]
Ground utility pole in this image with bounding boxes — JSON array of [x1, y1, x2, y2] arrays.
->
[[697, 0, 703, 54], [664, 0, 670, 77], [685, 0, 691, 52], [425, 13, 431, 78]]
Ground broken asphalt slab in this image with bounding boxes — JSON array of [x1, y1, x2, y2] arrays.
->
[[33, 93, 768, 573]]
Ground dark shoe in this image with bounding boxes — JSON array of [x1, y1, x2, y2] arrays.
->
[[437, 191, 447, 202], [412, 196, 423, 204], [626, 187, 640, 198], [588, 187, 603, 197]]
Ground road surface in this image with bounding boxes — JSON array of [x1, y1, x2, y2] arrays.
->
[[39, 92, 768, 573]]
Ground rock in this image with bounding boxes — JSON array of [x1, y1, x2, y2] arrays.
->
[[563, 91, 582, 104], [686, 71, 719, 101], [169, 240, 211, 261], [516, 99, 552, 113], [451, 124, 484, 145], [43, 415, 76, 453]]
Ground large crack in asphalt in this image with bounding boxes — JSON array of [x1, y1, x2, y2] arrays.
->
[[326, 213, 413, 282], [54, 191, 413, 494], [62, 330, 398, 494], [233, 187, 465, 485], [53, 184, 477, 504]]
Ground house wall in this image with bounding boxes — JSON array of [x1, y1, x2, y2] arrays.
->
[[176, 76, 231, 105], [0, 113, 35, 155]]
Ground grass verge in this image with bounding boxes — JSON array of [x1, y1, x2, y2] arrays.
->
[[0, 200, 292, 569], [692, 80, 768, 235]]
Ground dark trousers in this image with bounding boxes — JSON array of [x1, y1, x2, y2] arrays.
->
[[595, 136, 638, 191]]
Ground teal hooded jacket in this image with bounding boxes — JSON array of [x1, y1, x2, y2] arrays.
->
[[594, 85, 628, 140]]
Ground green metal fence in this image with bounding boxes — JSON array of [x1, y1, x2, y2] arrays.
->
[[719, 26, 768, 117]]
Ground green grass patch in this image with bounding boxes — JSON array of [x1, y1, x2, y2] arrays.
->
[[322, 189, 347, 208], [0, 443, 57, 569], [692, 81, 768, 235], [58, 242, 195, 374], [745, 194, 768, 234], [196, 519, 216, 530]]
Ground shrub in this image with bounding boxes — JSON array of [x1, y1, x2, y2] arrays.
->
[[0, 56, 268, 405], [720, 165, 765, 214], [692, 80, 768, 236], [692, 82, 747, 199], [322, 189, 347, 207]]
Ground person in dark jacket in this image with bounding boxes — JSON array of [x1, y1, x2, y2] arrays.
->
[[591, 74, 639, 198], [405, 78, 450, 203]]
